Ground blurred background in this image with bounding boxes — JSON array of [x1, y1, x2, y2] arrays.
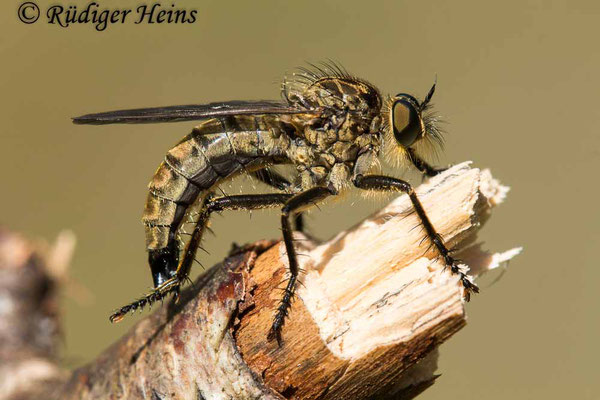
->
[[1, 0, 598, 398]]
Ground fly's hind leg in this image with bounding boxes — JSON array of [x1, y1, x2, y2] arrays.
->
[[252, 169, 305, 232], [109, 278, 181, 323], [353, 174, 479, 299], [269, 186, 336, 344], [177, 192, 294, 281], [109, 193, 293, 323]]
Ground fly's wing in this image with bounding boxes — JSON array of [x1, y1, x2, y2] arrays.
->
[[72, 100, 312, 125]]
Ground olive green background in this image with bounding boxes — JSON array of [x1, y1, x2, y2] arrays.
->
[[1, 0, 598, 398]]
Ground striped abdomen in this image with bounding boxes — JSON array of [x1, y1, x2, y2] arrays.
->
[[141, 115, 292, 286]]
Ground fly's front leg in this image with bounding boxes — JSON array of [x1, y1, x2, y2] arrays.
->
[[269, 186, 336, 344], [407, 148, 448, 178], [109, 193, 292, 323], [353, 174, 479, 299]]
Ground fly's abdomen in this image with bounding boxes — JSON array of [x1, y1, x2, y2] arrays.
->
[[142, 116, 291, 251]]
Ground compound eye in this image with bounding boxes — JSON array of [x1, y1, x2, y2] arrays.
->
[[392, 98, 422, 147]]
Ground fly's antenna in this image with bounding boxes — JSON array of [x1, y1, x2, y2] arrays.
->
[[421, 76, 437, 111]]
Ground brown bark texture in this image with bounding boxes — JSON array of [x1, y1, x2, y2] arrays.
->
[[0, 162, 520, 400]]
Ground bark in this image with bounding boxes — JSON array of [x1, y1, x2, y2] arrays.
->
[[0, 162, 520, 400]]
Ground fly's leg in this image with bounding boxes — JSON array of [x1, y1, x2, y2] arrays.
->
[[353, 174, 479, 299], [177, 192, 294, 281], [269, 186, 336, 344], [252, 169, 293, 192], [293, 213, 304, 233], [252, 168, 305, 232], [109, 278, 182, 323], [109, 193, 293, 323], [407, 148, 448, 178]]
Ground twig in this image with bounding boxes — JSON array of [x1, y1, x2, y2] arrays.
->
[[0, 162, 520, 400]]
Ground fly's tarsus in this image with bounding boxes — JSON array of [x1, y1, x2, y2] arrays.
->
[[268, 277, 299, 345], [443, 255, 479, 301], [109, 280, 181, 323], [432, 234, 479, 299]]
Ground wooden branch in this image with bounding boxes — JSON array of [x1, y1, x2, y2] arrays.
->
[[234, 162, 519, 399], [0, 162, 520, 400]]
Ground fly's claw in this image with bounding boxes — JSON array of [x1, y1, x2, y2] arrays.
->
[[109, 281, 181, 323], [267, 321, 283, 346], [445, 255, 479, 301], [267, 311, 286, 346], [427, 165, 450, 177], [460, 275, 479, 302], [267, 288, 295, 346]]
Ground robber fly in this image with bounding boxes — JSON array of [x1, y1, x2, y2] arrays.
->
[[73, 62, 478, 342]]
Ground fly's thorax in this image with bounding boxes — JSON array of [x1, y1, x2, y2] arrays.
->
[[284, 75, 384, 191], [295, 161, 353, 193], [287, 127, 381, 192], [301, 77, 382, 113]]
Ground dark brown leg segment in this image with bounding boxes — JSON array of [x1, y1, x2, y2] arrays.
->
[[252, 168, 305, 232], [269, 186, 336, 344], [407, 148, 448, 178], [353, 174, 479, 299], [176, 193, 294, 280]]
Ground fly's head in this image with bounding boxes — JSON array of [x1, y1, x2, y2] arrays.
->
[[381, 81, 444, 167]]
